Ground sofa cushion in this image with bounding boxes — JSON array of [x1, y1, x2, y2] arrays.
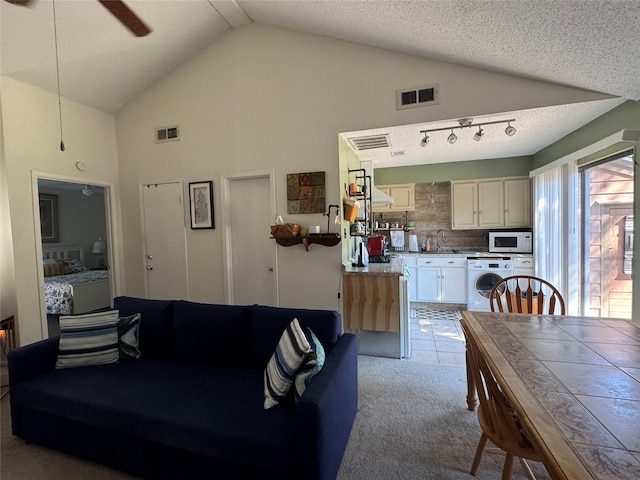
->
[[118, 313, 141, 360], [294, 328, 325, 401], [55, 310, 120, 369], [114, 296, 173, 360], [264, 318, 311, 409], [171, 301, 251, 367], [12, 359, 297, 477], [249, 305, 341, 369]]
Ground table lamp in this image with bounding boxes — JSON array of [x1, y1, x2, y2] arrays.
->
[[91, 238, 107, 268]]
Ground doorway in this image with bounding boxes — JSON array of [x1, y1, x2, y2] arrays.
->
[[579, 151, 634, 318], [221, 172, 277, 306], [140, 182, 188, 300], [35, 175, 117, 337]]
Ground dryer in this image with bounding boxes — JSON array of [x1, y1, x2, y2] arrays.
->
[[466, 257, 514, 311]]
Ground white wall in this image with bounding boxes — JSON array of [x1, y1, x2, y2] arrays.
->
[[0, 98, 17, 321], [116, 23, 610, 311], [1, 77, 120, 345]]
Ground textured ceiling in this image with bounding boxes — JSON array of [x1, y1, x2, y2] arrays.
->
[[240, 0, 640, 101], [2, 0, 638, 167]]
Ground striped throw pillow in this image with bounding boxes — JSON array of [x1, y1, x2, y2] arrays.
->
[[264, 318, 311, 409], [56, 310, 120, 369]]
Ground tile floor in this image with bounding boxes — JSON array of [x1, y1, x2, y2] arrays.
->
[[408, 308, 467, 365]]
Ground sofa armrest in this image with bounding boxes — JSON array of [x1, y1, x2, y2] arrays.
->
[[295, 333, 358, 480], [8, 337, 59, 387]]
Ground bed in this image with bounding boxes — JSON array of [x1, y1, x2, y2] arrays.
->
[[43, 246, 112, 315]]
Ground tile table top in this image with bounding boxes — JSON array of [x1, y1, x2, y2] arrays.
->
[[461, 311, 640, 480]]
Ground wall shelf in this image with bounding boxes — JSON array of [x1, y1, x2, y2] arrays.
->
[[271, 234, 341, 251]]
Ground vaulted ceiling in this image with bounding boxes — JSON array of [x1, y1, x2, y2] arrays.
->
[[2, 0, 638, 166]]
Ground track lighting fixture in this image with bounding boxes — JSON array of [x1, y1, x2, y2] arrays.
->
[[505, 122, 517, 136], [419, 117, 516, 146], [473, 127, 484, 141]]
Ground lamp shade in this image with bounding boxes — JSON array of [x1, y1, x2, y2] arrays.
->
[[91, 240, 106, 254]]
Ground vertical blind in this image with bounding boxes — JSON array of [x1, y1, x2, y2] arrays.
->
[[533, 163, 579, 314]]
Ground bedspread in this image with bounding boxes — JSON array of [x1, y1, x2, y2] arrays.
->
[[44, 270, 109, 314]]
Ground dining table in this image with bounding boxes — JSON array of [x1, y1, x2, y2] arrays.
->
[[460, 310, 640, 480]]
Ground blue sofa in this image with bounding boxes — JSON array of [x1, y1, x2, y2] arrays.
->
[[8, 296, 358, 480]]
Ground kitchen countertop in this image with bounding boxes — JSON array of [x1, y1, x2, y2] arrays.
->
[[342, 251, 533, 275], [401, 251, 533, 258], [342, 255, 406, 276]]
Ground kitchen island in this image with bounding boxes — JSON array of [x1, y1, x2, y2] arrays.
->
[[342, 256, 409, 358]]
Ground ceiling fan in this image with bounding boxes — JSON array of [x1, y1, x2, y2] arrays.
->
[[4, 0, 152, 37]]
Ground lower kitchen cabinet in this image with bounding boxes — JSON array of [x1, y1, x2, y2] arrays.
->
[[513, 255, 534, 276], [404, 256, 418, 301], [415, 257, 466, 303]]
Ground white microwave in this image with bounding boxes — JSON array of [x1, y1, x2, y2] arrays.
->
[[488, 231, 532, 253]]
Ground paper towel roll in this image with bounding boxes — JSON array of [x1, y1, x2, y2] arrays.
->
[[409, 234, 419, 252]]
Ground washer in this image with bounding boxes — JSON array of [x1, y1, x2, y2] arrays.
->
[[466, 257, 514, 311]]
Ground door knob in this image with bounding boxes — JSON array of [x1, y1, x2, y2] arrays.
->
[[146, 265, 153, 271], [268, 267, 274, 272], [147, 254, 153, 259]]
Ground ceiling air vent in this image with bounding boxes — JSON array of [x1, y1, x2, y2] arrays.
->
[[348, 134, 391, 151], [396, 84, 439, 110], [155, 125, 180, 143]]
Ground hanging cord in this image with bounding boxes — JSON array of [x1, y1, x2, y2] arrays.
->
[[52, 0, 65, 151]]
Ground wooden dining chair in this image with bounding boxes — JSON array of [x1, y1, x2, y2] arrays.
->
[[489, 275, 566, 315], [462, 322, 542, 480]]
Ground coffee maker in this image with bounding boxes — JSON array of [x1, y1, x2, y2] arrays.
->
[[367, 235, 387, 257]]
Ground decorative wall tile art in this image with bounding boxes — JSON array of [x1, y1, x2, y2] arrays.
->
[[287, 171, 326, 214]]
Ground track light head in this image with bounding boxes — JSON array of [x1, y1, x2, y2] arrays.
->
[[505, 122, 516, 136], [447, 130, 457, 144], [420, 134, 429, 147], [473, 127, 484, 141]]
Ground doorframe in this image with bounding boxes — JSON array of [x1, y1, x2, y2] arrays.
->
[[138, 179, 188, 299], [219, 170, 278, 305], [31, 170, 122, 336]]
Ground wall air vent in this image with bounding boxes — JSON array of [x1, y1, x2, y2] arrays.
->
[[396, 84, 439, 110], [155, 125, 180, 143], [348, 134, 391, 151]]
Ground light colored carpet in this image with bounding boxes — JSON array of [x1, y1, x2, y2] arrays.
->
[[1, 356, 551, 479], [337, 356, 550, 479]]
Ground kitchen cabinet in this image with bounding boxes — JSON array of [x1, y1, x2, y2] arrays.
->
[[451, 176, 531, 229], [404, 255, 418, 301], [415, 256, 466, 303], [513, 255, 534, 275], [504, 178, 531, 227], [372, 183, 415, 212]]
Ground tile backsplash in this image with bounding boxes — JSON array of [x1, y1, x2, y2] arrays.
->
[[373, 182, 490, 251]]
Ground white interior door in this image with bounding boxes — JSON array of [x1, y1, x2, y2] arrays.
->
[[141, 182, 188, 300], [227, 175, 277, 305]]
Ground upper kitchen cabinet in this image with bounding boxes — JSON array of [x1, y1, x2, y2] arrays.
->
[[451, 176, 531, 229], [503, 177, 531, 227], [372, 183, 415, 212]]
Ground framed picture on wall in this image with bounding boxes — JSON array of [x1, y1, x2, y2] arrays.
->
[[39, 193, 59, 242], [189, 181, 215, 229]]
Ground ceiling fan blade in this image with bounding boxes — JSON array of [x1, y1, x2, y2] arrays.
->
[[4, 0, 34, 5], [98, 0, 151, 37]]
